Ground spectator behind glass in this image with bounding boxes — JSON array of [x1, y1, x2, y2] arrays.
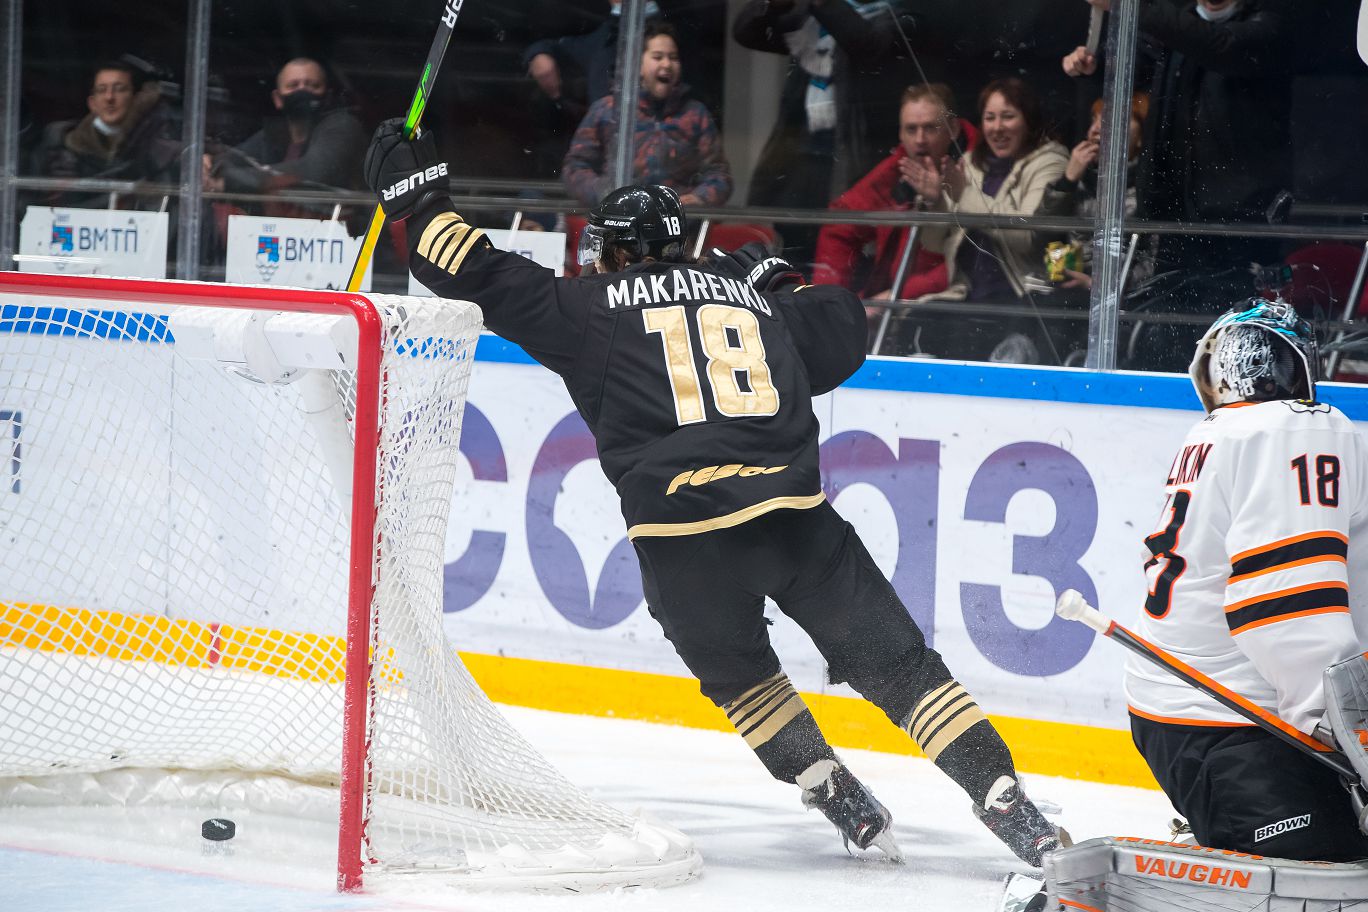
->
[[910, 77, 1068, 362], [521, 1, 663, 179], [1035, 92, 1150, 289], [203, 57, 368, 212], [34, 59, 182, 203], [732, 0, 912, 260], [813, 83, 979, 331], [1063, 0, 1294, 266], [562, 21, 732, 208], [523, 0, 664, 106]]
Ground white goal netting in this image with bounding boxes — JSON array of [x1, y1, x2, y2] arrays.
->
[[0, 277, 700, 890]]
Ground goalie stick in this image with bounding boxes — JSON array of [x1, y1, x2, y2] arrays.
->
[[1055, 589, 1358, 781], [345, 0, 466, 293]]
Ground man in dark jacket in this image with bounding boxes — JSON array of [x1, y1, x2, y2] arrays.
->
[[733, 0, 915, 260], [1063, 0, 1294, 265], [204, 58, 367, 214], [363, 117, 1063, 870], [34, 60, 182, 206]]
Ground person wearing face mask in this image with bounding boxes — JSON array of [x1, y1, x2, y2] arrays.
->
[[904, 77, 1068, 363], [1062, 0, 1294, 268], [203, 57, 367, 206], [561, 21, 732, 209], [35, 59, 182, 204]]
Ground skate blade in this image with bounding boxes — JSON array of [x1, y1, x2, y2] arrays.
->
[[869, 828, 905, 864], [997, 872, 1045, 912]]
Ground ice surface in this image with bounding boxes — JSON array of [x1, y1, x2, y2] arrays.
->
[[0, 706, 1174, 912]]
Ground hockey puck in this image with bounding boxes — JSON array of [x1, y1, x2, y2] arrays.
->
[[202, 818, 236, 841]]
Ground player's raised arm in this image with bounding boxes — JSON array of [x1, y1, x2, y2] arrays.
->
[[363, 118, 586, 373]]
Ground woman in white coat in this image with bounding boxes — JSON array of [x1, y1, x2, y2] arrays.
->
[[903, 77, 1067, 362]]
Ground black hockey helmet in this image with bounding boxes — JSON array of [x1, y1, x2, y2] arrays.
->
[[577, 184, 686, 267]]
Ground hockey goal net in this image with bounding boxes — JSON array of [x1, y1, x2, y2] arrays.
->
[[0, 272, 700, 891]]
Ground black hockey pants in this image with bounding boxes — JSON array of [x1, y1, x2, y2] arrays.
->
[[1132, 714, 1368, 861], [632, 500, 952, 727]]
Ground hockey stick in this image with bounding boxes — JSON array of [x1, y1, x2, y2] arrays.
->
[[1055, 589, 1358, 780], [345, 0, 465, 292]]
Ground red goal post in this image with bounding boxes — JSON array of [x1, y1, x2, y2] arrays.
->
[[0, 272, 700, 891]]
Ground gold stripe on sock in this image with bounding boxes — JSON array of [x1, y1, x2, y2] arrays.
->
[[738, 694, 807, 750], [907, 680, 960, 743], [912, 691, 974, 746], [921, 705, 989, 762], [724, 674, 786, 723], [723, 673, 811, 750]]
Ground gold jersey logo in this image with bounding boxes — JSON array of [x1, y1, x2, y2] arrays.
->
[[666, 463, 787, 495]]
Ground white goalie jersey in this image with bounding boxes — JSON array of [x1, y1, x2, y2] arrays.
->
[[1125, 399, 1368, 733]]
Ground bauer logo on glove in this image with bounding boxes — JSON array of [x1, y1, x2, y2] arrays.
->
[[382, 163, 448, 204], [364, 118, 451, 222]]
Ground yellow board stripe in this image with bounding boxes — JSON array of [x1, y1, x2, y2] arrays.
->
[[1, 602, 346, 682], [1, 602, 1159, 789]]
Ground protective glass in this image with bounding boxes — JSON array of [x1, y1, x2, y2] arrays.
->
[[577, 225, 609, 267]]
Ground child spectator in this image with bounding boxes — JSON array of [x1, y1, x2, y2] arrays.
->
[[561, 21, 732, 208]]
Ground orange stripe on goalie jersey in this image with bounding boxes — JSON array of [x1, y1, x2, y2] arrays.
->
[[1230, 530, 1348, 564], [1127, 705, 1255, 728], [1228, 531, 1347, 584], [1126, 628, 1335, 753], [1224, 581, 1349, 635]]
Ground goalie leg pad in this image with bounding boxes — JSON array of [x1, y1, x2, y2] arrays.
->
[[1046, 836, 1368, 911]]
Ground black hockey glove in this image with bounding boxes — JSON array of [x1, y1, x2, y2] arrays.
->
[[710, 241, 805, 293], [363, 118, 450, 222]]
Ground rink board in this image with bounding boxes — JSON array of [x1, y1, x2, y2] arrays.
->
[[442, 339, 1368, 788], [8, 319, 1368, 789]]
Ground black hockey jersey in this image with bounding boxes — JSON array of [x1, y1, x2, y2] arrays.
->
[[407, 204, 868, 538]]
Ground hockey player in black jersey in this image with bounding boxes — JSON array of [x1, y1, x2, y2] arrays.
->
[[363, 118, 1062, 867]]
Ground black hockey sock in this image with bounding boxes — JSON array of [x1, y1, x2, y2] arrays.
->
[[723, 672, 837, 783], [903, 679, 1016, 806]]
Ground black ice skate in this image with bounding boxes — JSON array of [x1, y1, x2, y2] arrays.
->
[[799, 760, 904, 862], [973, 778, 1062, 868]]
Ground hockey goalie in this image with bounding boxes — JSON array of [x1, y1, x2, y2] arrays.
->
[[1020, 300, 1368, 911]]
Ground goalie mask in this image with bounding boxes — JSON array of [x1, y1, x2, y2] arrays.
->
[[577, 184, 686, 268], [1189, 297, 1319, 412]]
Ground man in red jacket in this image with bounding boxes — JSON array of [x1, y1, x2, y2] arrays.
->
[[813, 83, 977, 325]]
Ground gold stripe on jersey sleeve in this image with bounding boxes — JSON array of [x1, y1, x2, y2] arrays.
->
[[626, 492, 826, 539], [418, 211, 487, 276]]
